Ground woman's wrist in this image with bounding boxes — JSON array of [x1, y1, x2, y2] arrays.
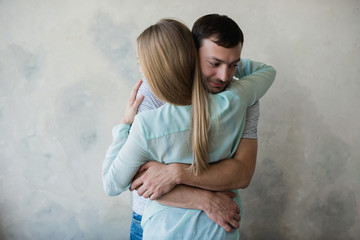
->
[[120, 116, 132, 125]]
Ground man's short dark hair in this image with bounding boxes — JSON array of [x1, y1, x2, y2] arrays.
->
[[192, 14, 244, 49]]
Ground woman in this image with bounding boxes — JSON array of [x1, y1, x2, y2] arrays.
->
[[103, 19, 274, 239]]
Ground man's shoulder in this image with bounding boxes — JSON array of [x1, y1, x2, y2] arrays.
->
[[137, 80, 164, 113]]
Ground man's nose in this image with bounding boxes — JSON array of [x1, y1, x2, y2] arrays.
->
[[217, 66, 229, 82]]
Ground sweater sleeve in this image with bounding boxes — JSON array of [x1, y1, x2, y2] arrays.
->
[[137, 78, 164, 113], [102, 119, 149, 196], [234, 59, 276, 106], [241, 100, 259, 139]]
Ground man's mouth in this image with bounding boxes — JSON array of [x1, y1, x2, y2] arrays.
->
[[209, 81, 226, 88]]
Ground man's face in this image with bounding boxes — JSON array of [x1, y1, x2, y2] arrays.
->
[[199, 38, 242, 93]]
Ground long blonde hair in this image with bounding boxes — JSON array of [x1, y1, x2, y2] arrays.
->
[[137, 19, 210, 175]]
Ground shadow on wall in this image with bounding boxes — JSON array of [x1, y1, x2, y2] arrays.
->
[[239, 80, 358, 239], [240, 158, 290, 240]]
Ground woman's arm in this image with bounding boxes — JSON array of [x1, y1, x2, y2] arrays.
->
[[102, 80, 146, 196], [235, 59, 276, 106], [102, 121, 149, 196]]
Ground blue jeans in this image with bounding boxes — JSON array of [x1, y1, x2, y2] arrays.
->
[[130, 211, 143, 240]]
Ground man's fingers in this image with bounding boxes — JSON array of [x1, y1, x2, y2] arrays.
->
[[130, 179, 140, 191], [142, 191, 149, 198], [234, 213, 241, 222], [222, 215, 240, 232], [137, 165, 146, 173], [142, 189, 153, 199], [149, 193, 157, 200], [149, 190, 162, 200], [229, 218, 240, 229], [136, 185, 146, 197], [221, 223, 233, 233], [137, 161, 152, 172], [130, 170, 145, 190]]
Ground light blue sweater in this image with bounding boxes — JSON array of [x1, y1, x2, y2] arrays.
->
[[103, 59, 276, 239]]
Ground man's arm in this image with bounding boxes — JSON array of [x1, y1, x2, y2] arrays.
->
[[130, 137, 255, 232], [156, 185, 241, 233], [132, 137, 257, 197], [177, 101, 259, 191], [131, 100, 260, 196], [180, 138, 257, 190]]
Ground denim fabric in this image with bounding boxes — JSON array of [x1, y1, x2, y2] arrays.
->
[[130, 211, 143, 240]]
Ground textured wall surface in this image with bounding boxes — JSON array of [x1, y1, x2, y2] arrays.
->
[[0, 0, 359, 239]]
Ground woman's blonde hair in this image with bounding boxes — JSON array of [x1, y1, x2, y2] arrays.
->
[[136, 19, 210, 175]]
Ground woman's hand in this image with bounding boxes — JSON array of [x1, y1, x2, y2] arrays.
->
[[120, 79, 144, 124]]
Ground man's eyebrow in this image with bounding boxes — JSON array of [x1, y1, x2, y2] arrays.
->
[[207, 57, 241, 65], [231, 58, 241, 64]]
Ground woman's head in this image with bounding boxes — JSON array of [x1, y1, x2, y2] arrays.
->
[[137, 19, 199, 105], [137, 18, 210, 175]]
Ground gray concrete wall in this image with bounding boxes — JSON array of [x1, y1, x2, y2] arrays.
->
[[0, 0, 359, 239]]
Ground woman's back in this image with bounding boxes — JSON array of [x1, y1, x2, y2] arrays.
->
[[129, 80, 254, 239], [135, 80, 248, 166]]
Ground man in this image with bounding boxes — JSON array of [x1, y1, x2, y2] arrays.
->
[[129, 14, 275, 239]]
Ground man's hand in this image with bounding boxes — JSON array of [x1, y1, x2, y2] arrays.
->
[[120, 79, 144, 124], [202, 191, 241, 233], [130, 161, 181, 200]]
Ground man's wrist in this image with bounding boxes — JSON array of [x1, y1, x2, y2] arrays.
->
[[197, 189, 212, 212], [172, 163, 188, 185]]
